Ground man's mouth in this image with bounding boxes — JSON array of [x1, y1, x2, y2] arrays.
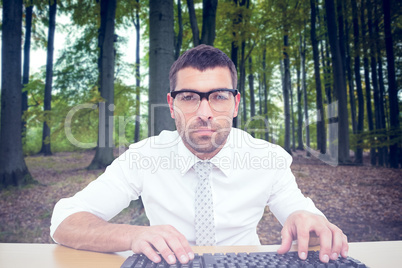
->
[[192, 128, 215, 135]]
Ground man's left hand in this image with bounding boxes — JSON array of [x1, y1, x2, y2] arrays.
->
[[277, 210, 348, 263]]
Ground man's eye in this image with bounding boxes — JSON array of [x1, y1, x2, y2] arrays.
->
[[179, 93, 197, 101], [212, 93, 229, 100]]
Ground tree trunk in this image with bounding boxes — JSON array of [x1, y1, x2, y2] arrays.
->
[[240, 40, 247, 123], [39, 0, 57, 156], [325, 0, 350, 164], [22, 1, 33, 146], [375, 3, 388, 166], [319, 3, 337, 159], [230, 0, 247, 128], [258, 74, 262, 117], [134, 0, 141, 143], [301, 32, 310, 157], [368, 0, 383, 166], [257, 73, 262, 138], [383, 0, 400, 168], [361, 0, 376, 166], [352, 0, 364, 165], [248, 56, 255, 137], [343, 1, 356, 137], [148, 0, 175, 136], [296, 48, 303, 150], [323, 38, 335, 158], [290, 73, 295, 152], [200, 0, 217, 46], [187, 0, 200, 46], [231, 44, 238, 128], [262, 48, 269, 142], [0, 0, 34, 189], [283, 33, 291, 154], [310, 0, 326, 154], [175, 0, 183, 60], [88, 0, 117, 170]]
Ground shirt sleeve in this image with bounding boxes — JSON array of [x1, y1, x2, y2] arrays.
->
[[50, 149, 143, 241], [266, 149, 324, 226]]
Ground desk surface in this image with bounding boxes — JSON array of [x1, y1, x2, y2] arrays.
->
[[0, 241, 401, 268]]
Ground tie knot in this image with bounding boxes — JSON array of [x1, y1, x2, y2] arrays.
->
[[193, 161, 213, 180]]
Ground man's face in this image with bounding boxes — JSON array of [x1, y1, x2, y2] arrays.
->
[[167, 67, 240, 159]]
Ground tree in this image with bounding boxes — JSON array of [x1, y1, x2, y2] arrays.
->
[[262, 47, 269, 142], [375, 1, 388, 166], [368, 0, 383, 166], [22, 0, 34, 145], [187, 0, 218, 46], [134, 0, 141, 143], [310, 0, 325, 154], [343, 1, 356, 137], [300, 30, 310, 157], [88, 0, 117, 169], [351, 0, 365, 164], [248, 56, 255, 137], [325, 0, 350, 164], [0, 0, 34, 188], [148, 0, 175, 136], [282, 32, 291, 154], [175, 0, 183, 59], [361, 0, 376, 166], [201, 0, 218, 45], [383, 0, 400, 168], [229, 0, 248, 128], [39, 0, 57, 156], [295, 45, 303, 150]]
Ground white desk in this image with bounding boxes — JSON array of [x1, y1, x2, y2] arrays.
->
[[0, 241, 401, 268]]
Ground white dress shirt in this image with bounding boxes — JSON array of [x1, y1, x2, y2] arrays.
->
[[50, 128, 323, 245]]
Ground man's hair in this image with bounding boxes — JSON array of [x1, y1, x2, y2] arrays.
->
[[169, 44, 238, 92]]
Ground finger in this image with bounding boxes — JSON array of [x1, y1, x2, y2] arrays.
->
[[177, 232, 195, 261], [150, 237, 177, 264], [316, 226, 332, 263], [277, 226, 293, 254], [329, 226, 344, 260], [295, 226, 310, 260], [138, 241, 162, 263], [340, 234, 349, 258], [166, 236, 190, 264]]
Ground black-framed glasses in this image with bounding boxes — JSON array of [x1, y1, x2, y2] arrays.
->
[[170, 89, 238, 113]]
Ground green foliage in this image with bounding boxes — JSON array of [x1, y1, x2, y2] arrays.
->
[[350, 127, 402, 150], [23, 74, 144, 154]]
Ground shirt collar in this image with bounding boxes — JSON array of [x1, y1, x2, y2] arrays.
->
[[177, 129, 234, 177]]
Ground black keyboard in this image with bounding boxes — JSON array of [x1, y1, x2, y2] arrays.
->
[[121, 251, 367, 268]]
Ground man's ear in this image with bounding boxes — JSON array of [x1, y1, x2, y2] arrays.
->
[[167, 93, 175, 119], [233, 93, 241, 118]]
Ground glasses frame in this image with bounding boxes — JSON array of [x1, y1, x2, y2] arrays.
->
[[170, 88, 238, 101], [170, 89, 238, 113]]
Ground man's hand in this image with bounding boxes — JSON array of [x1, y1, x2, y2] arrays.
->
[[131, 225, 194, 264], [277, 211, 348, 263], [53, 212, 193, 265]]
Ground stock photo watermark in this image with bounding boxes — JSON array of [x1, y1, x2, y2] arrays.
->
[[64, 101, 340, 167]]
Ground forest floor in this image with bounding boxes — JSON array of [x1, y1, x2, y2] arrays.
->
[[0, 149, 401, 245]]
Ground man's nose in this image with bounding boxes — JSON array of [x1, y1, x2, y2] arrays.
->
[[196, 98, 213, 119]]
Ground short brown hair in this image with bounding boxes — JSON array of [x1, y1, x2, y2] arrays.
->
[[169, 44, 238, 92]]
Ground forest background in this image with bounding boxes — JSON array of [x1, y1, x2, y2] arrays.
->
[[0, 0, 401, 245]]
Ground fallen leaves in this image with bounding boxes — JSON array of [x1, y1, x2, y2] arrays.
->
[[0, 149, 401, 246]]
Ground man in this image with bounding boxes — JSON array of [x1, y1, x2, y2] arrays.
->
[[51, 45, 348, 265]]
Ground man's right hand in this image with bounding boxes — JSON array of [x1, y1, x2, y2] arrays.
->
[[131, 225, 194, 264], [53, 212, 193, 265]]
